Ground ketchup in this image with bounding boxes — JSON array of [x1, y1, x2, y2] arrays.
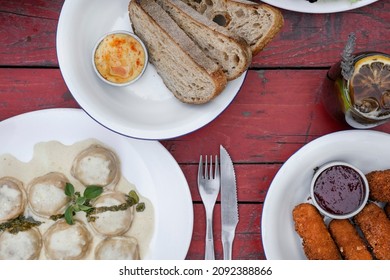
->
[[313, 165, 366, 215]]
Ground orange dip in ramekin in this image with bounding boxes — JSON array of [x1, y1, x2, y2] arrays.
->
[[93, 31, 148, 86]]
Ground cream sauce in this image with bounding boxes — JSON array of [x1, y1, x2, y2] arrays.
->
[[0, 139, 154, 259]]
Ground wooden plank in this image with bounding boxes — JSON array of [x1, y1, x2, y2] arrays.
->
[[0, 0, 63, 18], [186, 204, 265, 260], [0, 0, 388, 67], [2, 68, 390, 161], [162, 70, 390, 163], [0, 68, 78, 116], [180, 164, 280, 203], [0, 0, 62, 66], [253, 0, 390, 67]]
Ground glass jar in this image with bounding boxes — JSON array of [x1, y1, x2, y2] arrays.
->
[[321, 52, 390, 129]]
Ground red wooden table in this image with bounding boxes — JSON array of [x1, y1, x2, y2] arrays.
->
[[0, 0, 389, 260]]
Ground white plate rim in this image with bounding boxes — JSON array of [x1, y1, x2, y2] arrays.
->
[[56, 0, 246, 140], [261, 129, 390, 260], [261, 0, 379, 14], [0, 108, 194, 260]]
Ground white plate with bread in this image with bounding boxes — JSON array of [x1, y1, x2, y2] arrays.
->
[[57, 0, 283, 140], [261, 0, 378, 14]]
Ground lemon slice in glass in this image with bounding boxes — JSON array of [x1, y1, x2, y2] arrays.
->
[[349, 54, 390, 118]]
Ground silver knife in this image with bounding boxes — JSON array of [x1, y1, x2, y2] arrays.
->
[[220, 145, 239, 260]]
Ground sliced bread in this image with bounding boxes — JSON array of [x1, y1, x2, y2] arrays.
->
[[179, 0, 284, 56], [155, 0, 252, 81], [128, 0, 227, 104]]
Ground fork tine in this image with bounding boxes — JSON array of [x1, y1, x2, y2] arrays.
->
[[204, 155, 209, 179], [198, 155, 203, 180], [214, 155, 219, 179], [198, 154, 220, 181], [209, 155, 213, 179]]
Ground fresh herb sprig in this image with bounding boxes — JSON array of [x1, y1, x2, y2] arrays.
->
[[0, 215, 43, 234], [341, 32, 356, 81], [85, 189, 145, 222], [51, 183, 146, 225], [63, 183, 103, 225]]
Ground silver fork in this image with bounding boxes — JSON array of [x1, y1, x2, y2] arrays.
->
[[197, 155, 220, 260]]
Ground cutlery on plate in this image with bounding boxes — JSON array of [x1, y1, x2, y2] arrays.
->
[[197, 155, 220, 260], [220, 145, 239, 260]]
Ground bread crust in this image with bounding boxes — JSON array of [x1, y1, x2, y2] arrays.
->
[[156, 0, 252, 80], [129, 0, 227, 104], [180, 0, 284, 56]]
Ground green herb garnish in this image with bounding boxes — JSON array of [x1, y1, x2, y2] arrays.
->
[[52, 183, 145, 225], [86, 190, 145, 222], [0, 215, 43, 234], [59, 183, 103, 225]]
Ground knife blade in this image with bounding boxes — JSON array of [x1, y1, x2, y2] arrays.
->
[[220, 145, 239, 260]]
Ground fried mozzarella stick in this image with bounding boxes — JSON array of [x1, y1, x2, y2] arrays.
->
[[385, 203, 390, 219], [365, 170, 390, 202], [292, 203, 341, 260], [328, 219, 373, 260], [355, 203, 390, 260]]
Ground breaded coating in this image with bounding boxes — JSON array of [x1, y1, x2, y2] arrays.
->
[[365, 170, 390, 202], [354, 203, 390, 260], [328, 219, 373, 260], [385, 203, 390, 219], [292, 203, 341, 260]]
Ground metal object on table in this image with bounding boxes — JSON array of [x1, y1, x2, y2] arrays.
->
[[197, 154, 220, 260], [220, 145, 239, 260]]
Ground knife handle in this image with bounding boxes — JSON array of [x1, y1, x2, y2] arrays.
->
[[222, 230, 235, 260], [205, 217, 215, 260]]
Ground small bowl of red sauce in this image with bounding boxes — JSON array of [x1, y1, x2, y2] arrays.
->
[[92, 30, 148, 86], [310, 161, 369, 219]]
